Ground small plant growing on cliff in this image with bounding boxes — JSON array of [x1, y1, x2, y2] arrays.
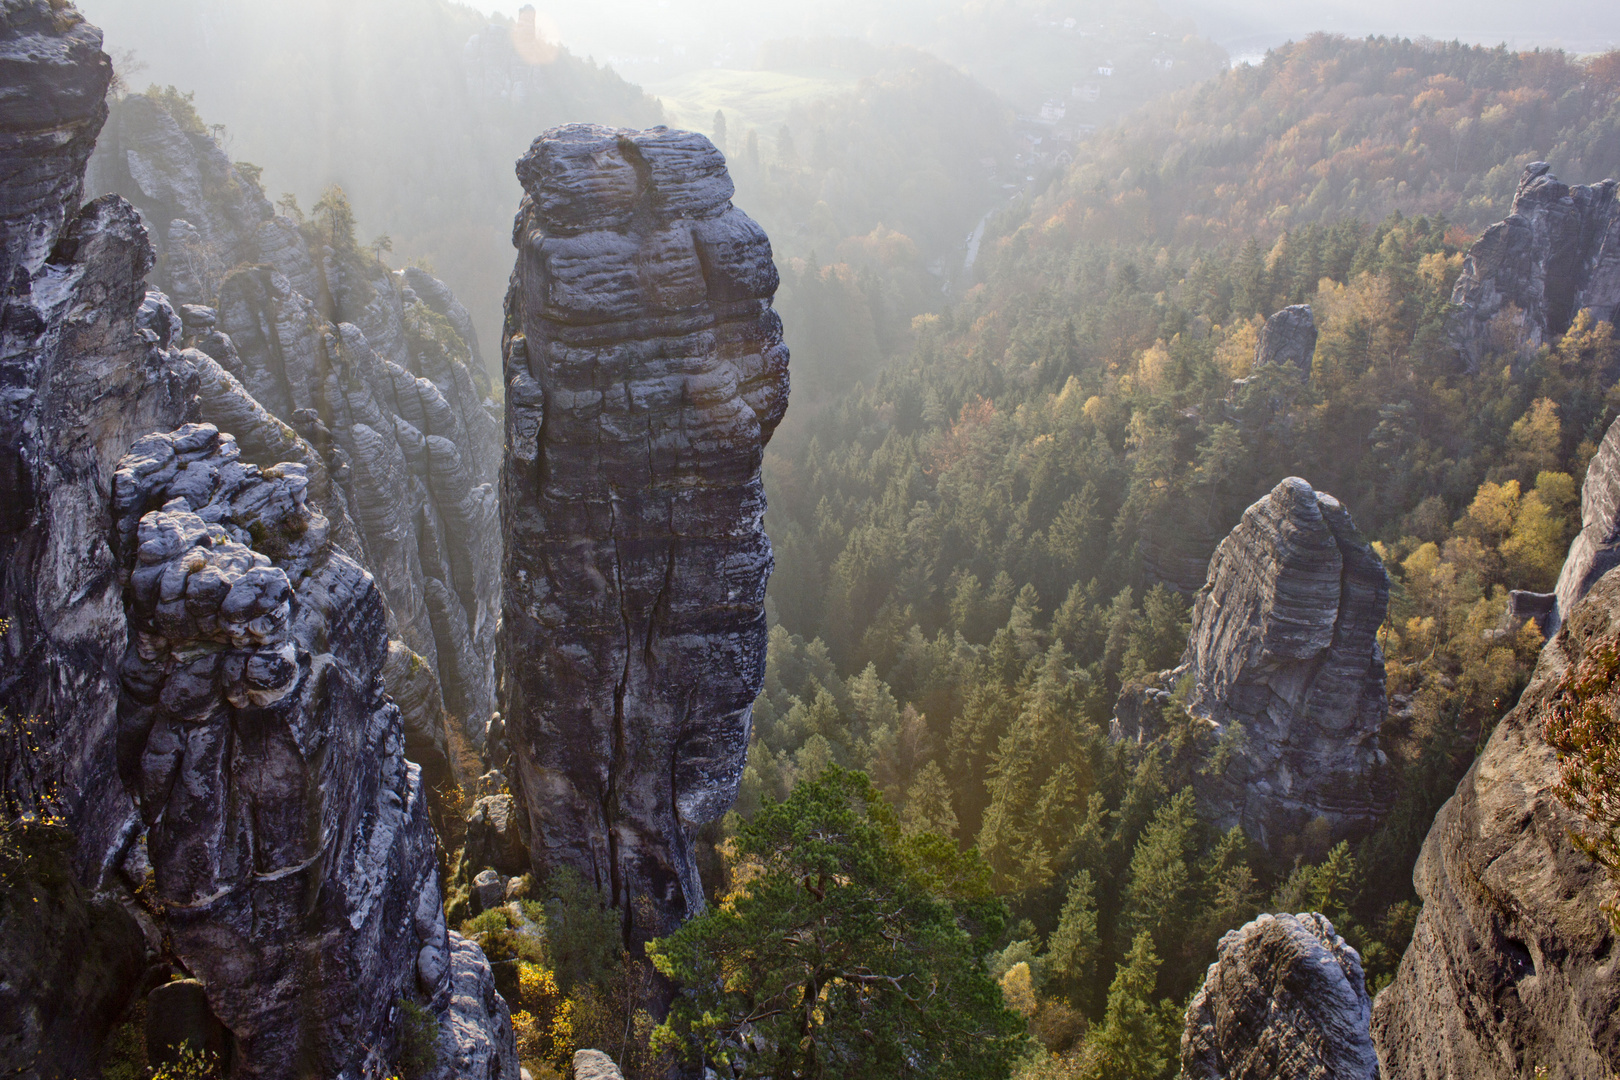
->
[[1544, 633, 1620, 929], [393, 999, 439, 1080]]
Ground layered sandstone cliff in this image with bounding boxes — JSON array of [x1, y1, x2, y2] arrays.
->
[[1451, 162, 1620, 371], [90, 92, 501, 751], [1120, 478, 1391, 850], [1183, 912, 1378, 1080], [1371, 567, 1620, 1079], [1552, 411, 1620, 634], [501, 124, 788, 936], [0, 4, 515, 1074]]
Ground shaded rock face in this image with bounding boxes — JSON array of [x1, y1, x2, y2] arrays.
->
[[90, 91, 502, 750], [0, 0, 198, 881], [112, 423, 516, 1080], [1371, 568, 1620, 1080], [1183, 912, 1377, 1080], [1451, 162, 1620, 371], [1254, 304, 1317, 377], [502, 124, 788, 936], [1123, 478, 1391, 850], [1552, 411, 1620, 634], [0, 0, 111, 291]]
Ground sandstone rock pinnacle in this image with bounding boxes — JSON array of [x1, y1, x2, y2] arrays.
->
[[501, 124, 788, 936]]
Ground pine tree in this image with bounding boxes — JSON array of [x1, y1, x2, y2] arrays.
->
[[1082, 932, 1178, 1080], [1045, 870, 1100, 1009]]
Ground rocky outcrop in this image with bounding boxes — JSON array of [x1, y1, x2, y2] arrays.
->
[[0, 5, 515, 1074], [1254, 304, 1317, 377], [1183, 912, 1377, 1080], [1370, 567, 1620, 1080], [112, 423, 515, 1080], [1551, 411, 1620, 635], [1119, 478, 1391, 850], [1450, 162, 1620, 371], [572, 1049, 627, 1080], [502, 124, 789, 937], [0, 0, 198, 883], [90, 91, 502, 750]]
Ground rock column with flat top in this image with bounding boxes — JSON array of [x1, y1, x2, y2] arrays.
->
[[501, 124, 789, 937]]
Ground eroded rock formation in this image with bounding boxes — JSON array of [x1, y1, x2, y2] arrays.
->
[[1254, 304, 1317, 377], [90, 91, 502, 750], [1450, 162, 1620, 371], [0, 4, 515, 1074], [113, 423, 516, 1080], [1119, 477, 1391, 850], [1371, 566, 1620, 1080], [502, 124, 788, 936], [1183, 912, 1377, 1080], [1551, 411, 1620, 634]]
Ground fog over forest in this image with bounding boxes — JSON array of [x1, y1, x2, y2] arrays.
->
[[17, 0, 1620, 1076]]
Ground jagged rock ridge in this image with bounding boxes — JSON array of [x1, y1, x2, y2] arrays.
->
[[502, 123, 788, 936], [1121, 477, 1392, 850], [1371, 566, 1620, 1079], [112, 422, 514, 1080], [1183, 912, 1378, 1080], [89, 92, 502, 754], [1450, 162, 1620, 371], [0, 5, 516, 1075]]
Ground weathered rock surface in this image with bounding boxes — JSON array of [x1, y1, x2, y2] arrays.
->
[[1450, 162, 1620, 371], [1371, 567, 1620, 1080], [1118, 478, 1391, 850], [1551, 410, 1620, 635], [90, 90, 502, 750], [1254, 304, 1317, 377], [572, 1049, 626, 1080], [112, 422, 516, 1080], [1183, 912, 1377, 1080], [502, 124, 788, 936], [0, 0, 198, 885]]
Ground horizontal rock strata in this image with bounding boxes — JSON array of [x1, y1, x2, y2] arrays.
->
[[502, 124, 788, 936], [1371, 567, 1620, 1079], [1121, 477, 1392, 850]]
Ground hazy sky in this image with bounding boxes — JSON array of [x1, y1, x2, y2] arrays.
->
[[475, 0, 1620, 60]]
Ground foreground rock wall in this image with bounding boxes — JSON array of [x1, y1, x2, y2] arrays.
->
[[1450, 162, 1620, 371], [1371, 566, 1620, 1079], [91, 92, 501, 750], [1552, 411, 1620, 634], [502, 124, 788, 936], [0, 5, 516, 1074]]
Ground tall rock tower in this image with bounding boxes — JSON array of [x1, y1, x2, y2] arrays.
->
[[500, 125, 789, 936]]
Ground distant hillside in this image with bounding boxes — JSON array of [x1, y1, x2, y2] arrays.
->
[[80, 0, 664, 366], [990, 33, 1620, 263]]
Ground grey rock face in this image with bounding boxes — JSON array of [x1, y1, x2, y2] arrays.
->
[[1123, 478, 1391, 850], [1371, 567, 1620, 1080], [1184, 912, 1377, 1080], [1450, 162, 1620, 371], [0, 0, 111, 291], [572, 1049, 626, 1080], [1552, 411, 1620, 634], [92, 91, 502, 749], [1254, 304, 1317, 377], [433, 931, 521, 1080], [0, 3, 198, 885], [502, 124, 788, 936], [112, 422, 497, 1078]]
